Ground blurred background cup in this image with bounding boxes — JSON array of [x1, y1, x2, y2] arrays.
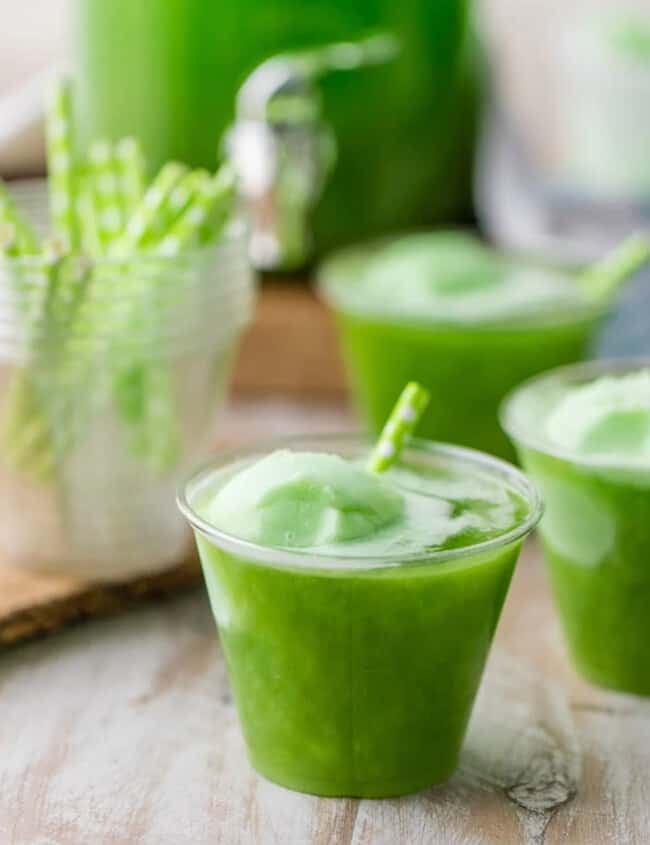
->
[[319, 235, 607, 460], [0, 181, 255, 581]]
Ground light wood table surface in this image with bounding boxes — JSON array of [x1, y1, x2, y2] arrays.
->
[[1, 398, 648, 845]]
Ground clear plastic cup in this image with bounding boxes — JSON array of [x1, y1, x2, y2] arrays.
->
[[502, 359, 650, 694], [178, 434, 542, 797], [0, 183, 256, 580], [319, 240, 604, 461]]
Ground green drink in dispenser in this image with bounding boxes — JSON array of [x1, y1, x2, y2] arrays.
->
[[70, 0, 475, 255]]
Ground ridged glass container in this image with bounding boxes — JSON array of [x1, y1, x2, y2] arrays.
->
[[0, 182, 256, 580]]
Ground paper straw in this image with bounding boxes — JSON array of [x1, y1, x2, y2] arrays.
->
[[581, 233, 650, 302], [134, 367, 181, 471], [76, 186, 103, 257], [196, 165, 236, 246], [156, 165, 235, 257], [151, 168, 198, 246], [45, 79, 78, 250], [1, 250, 62, 481], [76, 163, 189, 470], [0, 223, 17, 256], [0, 224, 48, 346], [2, 372, 55, 482], [5, 253, 97, 482], [113, 162, 188, 255], [98, 162, 190, 466], [109, 168, 206, 468], [367, 382, 431, 473], [45, 255, 92, 327], [86, 140, 126, 253], [110, 164, 232, 470], [115, 137, 146, 219], [0, 181, 39, 256], [109, 167, 231, 470]]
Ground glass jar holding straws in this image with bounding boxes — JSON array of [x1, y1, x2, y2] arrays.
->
[[0, 81, 256, 580]]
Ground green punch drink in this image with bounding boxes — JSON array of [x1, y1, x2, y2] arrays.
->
[[319, 232, 648, 460], [178, 428, 540, 797], [70, 0, 472, 249], [502, 360, 650, 694]]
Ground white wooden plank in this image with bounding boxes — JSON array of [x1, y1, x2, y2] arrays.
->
[[0, 492, 647, 844]]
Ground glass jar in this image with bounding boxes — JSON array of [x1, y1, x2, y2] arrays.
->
[[0, 184, 256, 580]]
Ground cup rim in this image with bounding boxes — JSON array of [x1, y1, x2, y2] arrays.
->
[[500, 357, 650, 470], [177, 433, 543, 571], [316, 232, 605, 330]]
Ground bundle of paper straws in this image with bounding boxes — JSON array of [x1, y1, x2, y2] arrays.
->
[[0, 80, 235, 481]]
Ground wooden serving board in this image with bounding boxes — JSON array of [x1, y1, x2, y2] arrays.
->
[[0, 558, 201, 647]]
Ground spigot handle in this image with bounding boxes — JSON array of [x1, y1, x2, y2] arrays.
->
[[227, 34, 399, 270]]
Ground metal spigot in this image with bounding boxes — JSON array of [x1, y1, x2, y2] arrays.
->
[[226, 34, 399, 270]]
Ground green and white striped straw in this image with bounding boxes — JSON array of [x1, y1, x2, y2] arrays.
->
[[76, 185, 103, 257], [45, 255, 92, 329], [2, 372, 56, 482], [581, 233, 650, 302], [368, 382, 431, 473], [196, 163, 236, 245], [113, 162, 188, 255], [115, 137, 146, 219], [110, 169, 215, 467], [135, 367, 181, 471], [0, 223, 17, 256], [0, 181, 39, 256], [156, 165, 235, 257], [150, 168, 198, 245], [45, 79, 78, 251], [87, 139, 124, 252], [109, 163, 233, 471]]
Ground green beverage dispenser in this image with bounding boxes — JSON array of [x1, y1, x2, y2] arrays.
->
[[70, 0, 474, 256]]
